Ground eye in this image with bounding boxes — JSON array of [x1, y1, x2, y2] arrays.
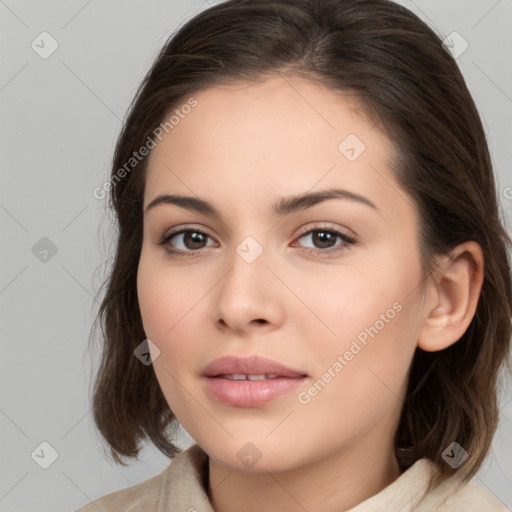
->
[[292, 226, 356, 256], [158, 224, 356, 258], [158, 227, 216, 257]]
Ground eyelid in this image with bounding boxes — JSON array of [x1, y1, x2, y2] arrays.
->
[[160, 223, 212, 239], [294, 222, 356, 240], [159, 222, 355, 241]]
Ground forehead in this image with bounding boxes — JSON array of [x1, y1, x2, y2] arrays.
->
[[144, 74, 396, 210]]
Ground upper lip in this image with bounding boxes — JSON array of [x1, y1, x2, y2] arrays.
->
[[201, 355, 308, 378]]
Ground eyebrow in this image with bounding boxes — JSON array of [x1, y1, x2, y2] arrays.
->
[[145, 187, 380, 218]]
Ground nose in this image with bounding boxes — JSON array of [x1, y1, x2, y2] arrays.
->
[[212, 246, 285, 335]]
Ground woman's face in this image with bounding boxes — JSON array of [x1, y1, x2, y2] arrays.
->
[[137, 74, 427, 473]]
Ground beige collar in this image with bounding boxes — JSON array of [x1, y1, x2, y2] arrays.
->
[[156, 443, 445, 512]]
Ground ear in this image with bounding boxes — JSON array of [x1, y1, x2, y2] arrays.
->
[[417, 241, 484, 352]]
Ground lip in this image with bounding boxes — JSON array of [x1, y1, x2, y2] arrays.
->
[[201, 355, 309, 408], [201, 355, 307, 378]]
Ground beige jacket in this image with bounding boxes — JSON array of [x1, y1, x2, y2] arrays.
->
[[75, 444, 508, 511]]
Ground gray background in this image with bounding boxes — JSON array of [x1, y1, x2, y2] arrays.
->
[[1, 0, 511, 510]]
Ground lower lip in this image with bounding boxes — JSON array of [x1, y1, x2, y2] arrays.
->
[[203, 376, 308, 407]]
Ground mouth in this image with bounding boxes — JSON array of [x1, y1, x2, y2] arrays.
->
[[201, 354, 308, 379], [216, 373, 283, 380], [201, 355, 309, 407]]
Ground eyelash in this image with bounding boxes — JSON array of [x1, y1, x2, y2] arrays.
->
[[157, 225, 356, 258]]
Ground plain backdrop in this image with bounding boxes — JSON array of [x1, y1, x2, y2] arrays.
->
[[1, 1, 511, 510]]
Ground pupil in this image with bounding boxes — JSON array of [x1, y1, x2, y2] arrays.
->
[[314, 231, 335, 248], [186, 232, 205, 249]]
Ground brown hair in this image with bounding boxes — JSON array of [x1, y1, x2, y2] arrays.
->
[[89, 0, 512, 486]]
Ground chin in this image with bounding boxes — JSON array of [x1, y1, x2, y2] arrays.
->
[[201, 436, 308, 474]]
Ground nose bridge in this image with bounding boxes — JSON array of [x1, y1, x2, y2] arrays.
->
[[213, 233, 283, 330], [221, 234, 269, 303]]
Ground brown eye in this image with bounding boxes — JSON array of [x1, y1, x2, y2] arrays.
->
[[180, 231, 208, 250], [294, 227, 356, 255], [158, 228, 216, 254], [310, 230, 338, 249]]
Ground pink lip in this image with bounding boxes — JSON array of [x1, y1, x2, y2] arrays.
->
[[201, 355, 309, 408], [201, 355, 307, 378]]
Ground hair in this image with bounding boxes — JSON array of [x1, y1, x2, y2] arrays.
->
[[89, 0, 512, 488]]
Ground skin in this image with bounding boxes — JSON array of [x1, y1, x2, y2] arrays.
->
[[137, 74, 484, 512]]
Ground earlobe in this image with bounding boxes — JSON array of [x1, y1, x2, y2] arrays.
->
[[417, 241, 484, 353]]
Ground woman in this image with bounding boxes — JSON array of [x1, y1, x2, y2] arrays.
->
[[77, 0, 511, 510]]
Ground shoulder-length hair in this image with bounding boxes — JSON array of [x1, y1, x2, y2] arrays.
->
[[89, 0, 512, 485]]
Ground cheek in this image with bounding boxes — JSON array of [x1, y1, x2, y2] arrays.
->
[[136, 254, 210, 384], [300, 230, 419, 336], [137, 268, 168, 341], [137, 252, 199, 342], [293, 262, 413, 353], [298, 249, 421, 405], [297, 303, 418, 444], [137, 257, 198, 412]]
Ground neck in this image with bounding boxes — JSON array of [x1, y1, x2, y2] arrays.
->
[[207, 439, 401, 512]]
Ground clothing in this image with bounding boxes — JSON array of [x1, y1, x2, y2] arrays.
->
[[75, 443, 508, 511]]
